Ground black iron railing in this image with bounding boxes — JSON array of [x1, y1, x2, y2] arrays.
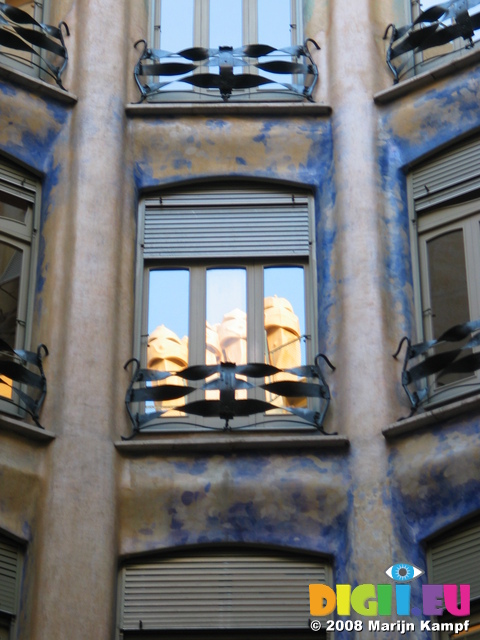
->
[[394, 319, 480, 417], [134, 38, 319, 102], [123, 353, 334, 438], [0, 3, 69, 89], [384, 0, 480, 84], [0, 340, 48, 428]]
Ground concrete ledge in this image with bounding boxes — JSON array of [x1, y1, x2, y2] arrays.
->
[[383, 392, 480, 440], [374, 47, 480, 105], [0, 63, 77, 105], [0, 412, 55, 442], [126, 101, 332, 118], [115, 432, 349, 454]]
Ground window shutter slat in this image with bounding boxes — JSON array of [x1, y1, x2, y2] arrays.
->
[[0, 539, 18, 615], [412, 139, 480, 211], [120, 553, 328, 631], [143, 189, 310, 259], [430, 520, 480, 601]]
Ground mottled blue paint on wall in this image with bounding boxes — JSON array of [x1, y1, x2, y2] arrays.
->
[[0, 81, 16, 96]]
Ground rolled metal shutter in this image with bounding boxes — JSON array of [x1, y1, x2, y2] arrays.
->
[[120, 552, 329, 631], [429, 519, 480, 601], [412, 138, 480, 212], [143, 189, 311, 259], [0, 538, 18, 615]]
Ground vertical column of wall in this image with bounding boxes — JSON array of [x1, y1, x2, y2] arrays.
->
[[327, 0, 398, 594], [29, 0, 129, 637]]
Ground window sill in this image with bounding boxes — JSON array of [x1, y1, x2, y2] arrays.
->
[[383, 391, 480, 440], [115, 431, 349, 454], [0, 412, 55, 442], [126, 101, 332, 118], [0, 63, 77, 105], [374, 47, 480, 105]]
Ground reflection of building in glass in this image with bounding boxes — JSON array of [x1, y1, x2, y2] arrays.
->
[[147, 297, 305, 411]]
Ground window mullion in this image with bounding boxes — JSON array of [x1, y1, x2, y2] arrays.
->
[[189, 266, 206, 365], [196, 0, 208, 48], [244, 0, 256, 45]]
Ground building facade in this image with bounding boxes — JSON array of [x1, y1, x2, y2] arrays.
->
[[0, 0, 479, 638]]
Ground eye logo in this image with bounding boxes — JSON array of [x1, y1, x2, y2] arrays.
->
[[385, 563, 424, 582]]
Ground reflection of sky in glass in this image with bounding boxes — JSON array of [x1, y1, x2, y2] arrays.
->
[[148, 270, 189, 339], [210, 0, 242, 48], [258, 0, 291, 47], [264, 266, 306, 363], [207, 269, 246, 325], [160, 0, 194, 51]]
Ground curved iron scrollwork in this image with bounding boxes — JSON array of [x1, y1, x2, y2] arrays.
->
[[134, 38, 319, 102], [0, 340, 48, 428], [0, 3, 69, 89], [384, 0, 480, 83], [394, 318, 480, 417], [123, 353, 335, 438]]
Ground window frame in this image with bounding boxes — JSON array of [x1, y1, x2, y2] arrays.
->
[[408, 142, 480, 408], [0, 159, 41, 418], [135, 184, 318, 433], [146, 0, 304, 102]]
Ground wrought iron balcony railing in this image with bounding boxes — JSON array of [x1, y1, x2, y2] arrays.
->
[[394, 319, 480, 417], [0, 340, 48, 428], [133, 38, 319, 102], [0, 3, 69, 89], [384, 0, 480, 84], [123, 353, 335, 438]]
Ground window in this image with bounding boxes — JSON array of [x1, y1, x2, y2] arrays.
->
[[0, 1, 47, 76], [147, 0, 302, 100], [427, 517, 480, 639], [136, 185, 317, 431], [0, 159, 40, 409], [0, 535, 23, 639], [409, 138, 480, 407], [118, 549, 330, 638]]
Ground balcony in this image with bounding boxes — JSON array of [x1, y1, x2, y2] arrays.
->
[[394, 319, 480, 417], [133, 38, 319, 103], [384, 0, 480, 84], [0, 3, 69, 89], [123, 353, 335, 438]]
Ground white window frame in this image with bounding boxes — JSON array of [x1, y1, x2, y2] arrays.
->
[[0, 1, 49, 78], [408, 138, 480, 408], [135, 184, 318, 432], [0, 159, 40, 418], [147, 0, 303, 101]]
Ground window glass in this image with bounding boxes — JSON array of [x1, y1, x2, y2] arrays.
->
[[210, 0, 242, 49], [147, 269, 190, 417], [0, 242, 22, 347], [426, 229, 472, 387], [264, 266, 306, 367], [0, 192, 27, 224], [160, 0, 194, 52], [258, 0, 292, 48], [258, 0, 294, 88], [264, 266, 306, 411], [426, 229, 469, 338], [206, 268, 246, 365]]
